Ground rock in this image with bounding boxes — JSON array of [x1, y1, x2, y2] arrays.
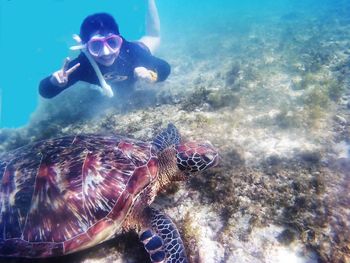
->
[[298, 151, 321, 163], [277, 229, 296, 245]]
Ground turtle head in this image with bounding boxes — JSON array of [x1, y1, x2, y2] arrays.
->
[[175, 141, 219, 175]]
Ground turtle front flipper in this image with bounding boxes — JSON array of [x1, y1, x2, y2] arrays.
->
[[139, 207, 188, 263], [152, 123, 181, 152]]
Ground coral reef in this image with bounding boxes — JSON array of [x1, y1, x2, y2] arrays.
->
[[1, 1, 350, 263]]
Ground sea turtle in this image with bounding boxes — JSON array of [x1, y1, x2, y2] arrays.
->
[[0, 124, 218, 262]]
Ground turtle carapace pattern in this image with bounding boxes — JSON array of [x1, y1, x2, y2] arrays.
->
[[0, 124, 219, 262]]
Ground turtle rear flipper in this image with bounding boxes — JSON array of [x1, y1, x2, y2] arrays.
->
[[152, 123, 181, 152], [140, 207, 188, 263]]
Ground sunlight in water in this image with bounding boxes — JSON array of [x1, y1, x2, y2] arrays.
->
[[273, 247, 314, 263]]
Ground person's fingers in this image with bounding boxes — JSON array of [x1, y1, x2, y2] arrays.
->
[[61, 57, 71, 74], [134, 67, 155, 83], [52, 72, 61, 84], [66, 63, 80, 76], [53, 71, 66, 85]]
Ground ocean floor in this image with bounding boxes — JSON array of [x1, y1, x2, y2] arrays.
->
[[1, 3, 350, 263]]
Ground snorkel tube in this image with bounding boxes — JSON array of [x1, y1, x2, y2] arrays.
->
[[70, 34, 114, 98]]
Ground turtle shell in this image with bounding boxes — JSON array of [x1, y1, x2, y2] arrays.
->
[[0, 134, 159, 257]]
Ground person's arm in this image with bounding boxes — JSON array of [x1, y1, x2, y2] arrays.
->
[[39, 76, 68, 98], [39, 57, 81, 98], [138, 0, 161, 54]]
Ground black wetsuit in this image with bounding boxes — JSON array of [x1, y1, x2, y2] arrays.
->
[[39, 39, 171, 98]]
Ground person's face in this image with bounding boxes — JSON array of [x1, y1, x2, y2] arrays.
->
[[87, 33, 123, 66]]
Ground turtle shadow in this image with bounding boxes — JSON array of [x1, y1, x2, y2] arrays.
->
[[0, 232, 150, 263]]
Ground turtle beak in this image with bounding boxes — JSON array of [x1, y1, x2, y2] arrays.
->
[[203, 143, 220, 168], [211, 153, 220, 168]]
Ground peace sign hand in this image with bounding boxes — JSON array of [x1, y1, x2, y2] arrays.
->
[[50, 57, 80, 87]]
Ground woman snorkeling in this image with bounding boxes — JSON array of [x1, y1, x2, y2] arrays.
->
[[39, 0, 170, 99]]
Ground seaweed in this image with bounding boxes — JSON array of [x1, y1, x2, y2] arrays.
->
[[225, 63, 241, 88], [181, 87, 240, 112], [181, 212, 201, 262], [323, 78, 345, 102], [207, 90, 240, 110], [275, 108, 301, 129], [180, 86, 211, 112], [301, 85, 331, 127]]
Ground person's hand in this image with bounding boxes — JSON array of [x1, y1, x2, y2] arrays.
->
[[134, 67, 157, 83], [50, 57, 80, 87]]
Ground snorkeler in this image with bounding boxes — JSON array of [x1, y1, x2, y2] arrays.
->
[[39, 0, 170, 99]]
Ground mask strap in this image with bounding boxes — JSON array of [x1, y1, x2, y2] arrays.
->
[[70, 34, 114, 98]]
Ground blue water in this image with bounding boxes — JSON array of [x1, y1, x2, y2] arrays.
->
[[0, 0, 344, 128], [0, 0, 145, 128]]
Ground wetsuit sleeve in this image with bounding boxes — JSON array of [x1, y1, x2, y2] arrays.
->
[[133, 44, 171, 82], [38, 57, 83, 99]]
